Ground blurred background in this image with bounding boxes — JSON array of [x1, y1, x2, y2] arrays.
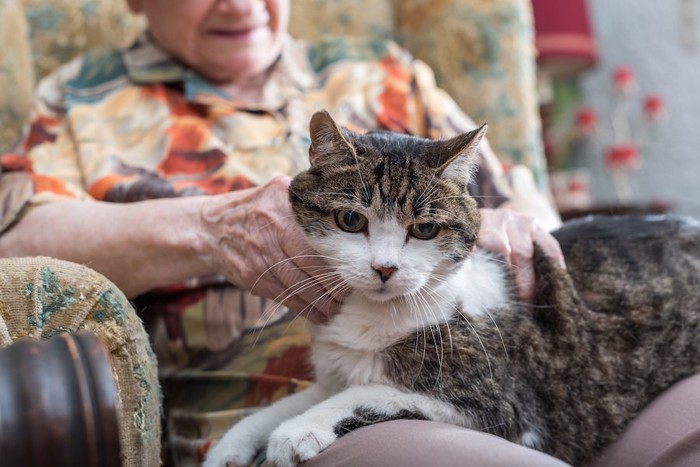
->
[[539, 0, 700, 220]]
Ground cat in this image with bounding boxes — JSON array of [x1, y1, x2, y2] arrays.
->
[[204, 110, 700, 467]]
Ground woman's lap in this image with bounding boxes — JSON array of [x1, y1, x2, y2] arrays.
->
[[295, 373, 700, 467], [588, 373, 700, 467], [301, 420, 567, 467]]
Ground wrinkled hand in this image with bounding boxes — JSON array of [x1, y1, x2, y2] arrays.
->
[[201, 176, 347, 323], [477, 208, 565, 305]]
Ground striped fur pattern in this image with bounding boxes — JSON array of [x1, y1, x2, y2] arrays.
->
[[204, 111, 700, 467]]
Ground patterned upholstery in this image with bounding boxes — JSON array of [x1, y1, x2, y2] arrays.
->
[[22, 0, 146, 79], [0, 256, 161, 467], [397, 0, 546, 184], [0, 0, 546, 186], [0, 0, 35, 152]]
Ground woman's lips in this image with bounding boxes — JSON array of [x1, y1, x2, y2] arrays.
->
[[208, 25, 266, 40]]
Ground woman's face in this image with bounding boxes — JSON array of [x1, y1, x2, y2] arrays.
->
[[127, 0, 290, 84]]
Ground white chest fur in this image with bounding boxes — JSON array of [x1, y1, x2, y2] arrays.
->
[[310, 251, 509, 390]]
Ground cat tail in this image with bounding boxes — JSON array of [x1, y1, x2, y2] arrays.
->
[[531, 245, 589, 337]]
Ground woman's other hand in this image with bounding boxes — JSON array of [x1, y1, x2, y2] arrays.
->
[[477, 208, 565, 305]]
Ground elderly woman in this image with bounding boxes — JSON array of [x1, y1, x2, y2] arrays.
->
[[0, 0, 697, 466]]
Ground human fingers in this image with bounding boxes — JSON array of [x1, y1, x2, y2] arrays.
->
[[504, 213, 537, 305], [476, 208, 513, 260], [241, 220, 342, 322], [505, 213, 567, 305], [477, 209, 528, 302], [201, 180, 323, 316], [280, 224, 349, 304], [532, 224, 566, 269], [477, 208, 542, 305]]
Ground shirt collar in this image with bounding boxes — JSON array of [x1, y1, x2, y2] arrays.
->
[[122, 31, 315, 109]]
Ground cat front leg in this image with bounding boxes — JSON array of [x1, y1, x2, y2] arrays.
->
[[266, 383, 471, 467], [203, 384, 329, 467]]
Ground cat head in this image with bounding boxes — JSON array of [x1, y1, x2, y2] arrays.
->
[[289, 110, 486, 302]]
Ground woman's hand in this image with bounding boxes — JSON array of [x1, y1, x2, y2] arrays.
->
[[200, 176, 347, 323], [477, 208, 565, 305]]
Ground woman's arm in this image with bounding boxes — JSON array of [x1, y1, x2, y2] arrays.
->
[[0, 195, 210, 298], [0, 176, 344, 321]]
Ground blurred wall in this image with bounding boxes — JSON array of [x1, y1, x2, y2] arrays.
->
[[579, 0, 700, 217]]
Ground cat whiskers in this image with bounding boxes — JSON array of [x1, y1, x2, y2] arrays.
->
[[402, 291, 433, 386], [456, 308, 495, 379], [271, 268, 348, 318], [259, 278, 354, 350], [249, 253, 352, 344], [428, 272, 498, 380], [250, 250, 340, 294], [346, 143, 372, 203], [310, 191, 365, 205], [407, 285, 454, 389], [410, 204, 477, 237], [247, 213, 300, 235], [419, 194, 471, 205], [389, 300, 400, 332], [251, 268, 348, 346], [482, 308, 509, 361], [430, 265, 508, 364], [402, 294, 430, 383], [414, 173, 442, 211]]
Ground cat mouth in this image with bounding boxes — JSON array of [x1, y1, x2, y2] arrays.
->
[[362, 282, 419, 303], [363, 289, 399, 303], [346, 274, 422, 302]]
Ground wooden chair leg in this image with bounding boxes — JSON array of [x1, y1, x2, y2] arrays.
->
[[0, 332, 122, 467]]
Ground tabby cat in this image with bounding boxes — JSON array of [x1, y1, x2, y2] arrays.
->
[[204, 110, 700, 467]]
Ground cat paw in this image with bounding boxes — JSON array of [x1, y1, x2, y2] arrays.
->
[[202, 438, 258, 467], [266, 418, 337, 467], [202, 444, 255, 467], [202, 419, 264, 467]]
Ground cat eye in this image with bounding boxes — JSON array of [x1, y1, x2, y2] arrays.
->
[[335, 210, 368, 233], [410, 222, 440, 240]]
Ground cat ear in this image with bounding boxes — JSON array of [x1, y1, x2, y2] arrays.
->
[[436, 124, 488, 181], [308, 110, 357, 167]]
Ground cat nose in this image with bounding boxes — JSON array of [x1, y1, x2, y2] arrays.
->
[[373, 264, 398, 283]]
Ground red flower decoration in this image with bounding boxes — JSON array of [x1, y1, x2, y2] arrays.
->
[[605, 143, 640, 169], [643, 94, 665, 121], [567, 178, 588, 193], [613, 66, 635, 94], [575, 107, 598, 136]]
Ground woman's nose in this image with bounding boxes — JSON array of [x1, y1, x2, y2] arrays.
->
[[216, 0, 254, 15]]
